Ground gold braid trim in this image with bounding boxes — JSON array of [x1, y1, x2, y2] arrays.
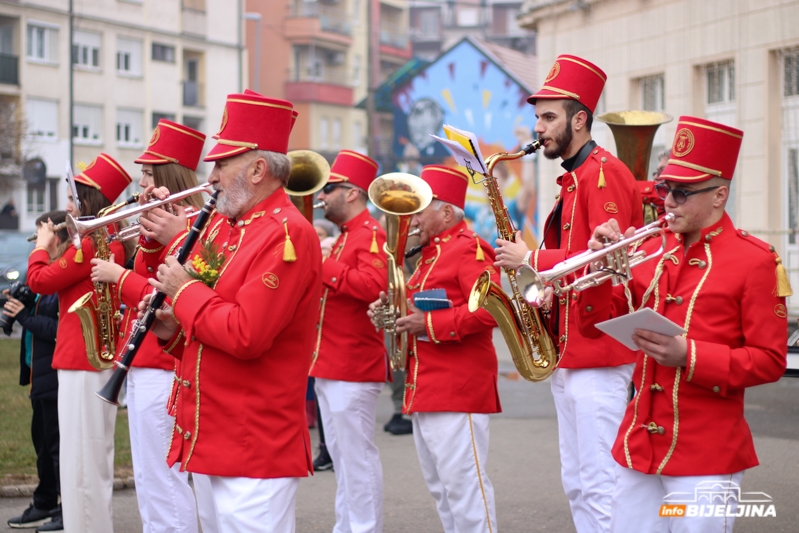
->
[[666, 159, 722, 177], [144, 150, 179, 164], [117, 270, 132, 301], [184, 344, 203, 468], [656, 367, 681, 475], [469, 414, 494, 533], [30, 247, 48, 256], [139, 244, 166, 254], [172, 280, 202, 321], [686, 339, 696, 382], [164, 330, 184, 354], [426, 312, 439, 343], [310, 233, 348, 370], [624, 355, 648, 469], [540, 85, 581, 100], [216, 139, 258, 149]]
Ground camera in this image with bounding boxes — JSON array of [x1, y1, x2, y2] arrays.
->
[[1, 281, 36, 335]]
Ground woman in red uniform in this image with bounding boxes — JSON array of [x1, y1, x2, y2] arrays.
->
[[90, 120, 218, 533], [27, 154, 131, 532]]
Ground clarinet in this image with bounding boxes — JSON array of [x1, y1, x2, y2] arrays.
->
[[96, 190, 219, 405]]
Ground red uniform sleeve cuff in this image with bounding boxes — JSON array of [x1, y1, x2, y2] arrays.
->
[[322, 259, 346, 290], [159, 330, 185, 360], [425, 309, 459, 344], [117, 270, 152, 310], [684, 338, 730, 397]]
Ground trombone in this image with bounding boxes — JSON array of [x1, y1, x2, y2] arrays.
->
[[517, 213, 675, 307]]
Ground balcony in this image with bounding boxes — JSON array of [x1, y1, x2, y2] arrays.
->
[[182, 7, 207, 37], [183, 81, 204, 107], [285, 69, 353, 106], [379, 24, 411, 61], [286, 2, 352, 49], [410, 27, 442, 43], [0, 54, 18, 85]]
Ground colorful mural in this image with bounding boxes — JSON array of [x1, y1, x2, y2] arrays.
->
[[391, 38, 539, 246]]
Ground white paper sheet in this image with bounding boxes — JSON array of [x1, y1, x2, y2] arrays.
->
[[595, 308, 686, 351]]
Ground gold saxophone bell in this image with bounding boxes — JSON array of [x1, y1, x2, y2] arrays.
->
[[69, 290, 118, 371], [285, 150, 330, 222], [368, 173, 433, 372]]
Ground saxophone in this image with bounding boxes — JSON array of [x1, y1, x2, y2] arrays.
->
[[69, 195, 138, 371], [467, 140, 559, 382]]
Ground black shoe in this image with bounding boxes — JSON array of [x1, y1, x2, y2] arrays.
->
[[36, 514, 63, 532], [313, 446, 334, 471], [7, 503, 55, 529], [386, 414, 413, 435], [384, 413, 403, 432]]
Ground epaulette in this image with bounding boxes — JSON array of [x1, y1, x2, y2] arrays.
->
[[737, 229, 793, 297]]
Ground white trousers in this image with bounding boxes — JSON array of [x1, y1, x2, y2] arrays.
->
[[58, 369, 117, 533], [193, 473, 219, 533], [412, 412, 497, 533], [128, 367, 215, 533], [611, 465, 744, 533], [206, 475, 299, 533], [315, 378, 384, 533], [550, 364, 635, 533]]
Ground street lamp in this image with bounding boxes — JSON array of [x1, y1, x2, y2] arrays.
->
[[243, 12, 262, 93]]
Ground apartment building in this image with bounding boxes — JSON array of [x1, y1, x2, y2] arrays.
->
[[246, 0, 410, 164], [0, 0, 241, 232], [518, 0, 799, 311]]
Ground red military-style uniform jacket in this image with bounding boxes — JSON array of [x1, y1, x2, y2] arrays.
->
[[533, 145, 643, 368], [576, 213, 787, 476], [161, 188, 322, 479], [403, 220, 501, 414], [28, 239, 126, 371], [310, 209, 388, 383], [114, 236, 179, 370]]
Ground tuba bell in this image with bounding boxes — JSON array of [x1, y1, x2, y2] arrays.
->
[[368, 173, 433, 372], [285, 150, 330, 222]]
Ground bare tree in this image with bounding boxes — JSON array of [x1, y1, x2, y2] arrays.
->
[[0, 101, 25, 195]]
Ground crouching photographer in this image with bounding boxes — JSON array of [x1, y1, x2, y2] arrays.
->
[[6, 211, 66, 532]]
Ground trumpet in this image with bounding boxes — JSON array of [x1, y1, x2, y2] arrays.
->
[[66, 183, 213, 250], [27, 222, 67, 242], [517, 213, 675, 308]]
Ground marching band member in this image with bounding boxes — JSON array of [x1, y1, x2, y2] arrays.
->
[[89, 120, 216, 533], [577, 118, 788, 533], [143, 91, 322, 533], [27, 155, 131, 532], [493, 55, 643, 532], [369, 165, 501, 533], [310, 150, 388, 533]]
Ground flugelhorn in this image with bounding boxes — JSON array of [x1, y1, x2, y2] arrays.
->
[[66, 183, 213, 250], [517, 213, 675, 307], [27, 222, 67, 242], [286, 150, 330, 222]]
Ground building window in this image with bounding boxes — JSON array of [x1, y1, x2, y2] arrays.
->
[[183, 116, 202, 132], [352, 54, 360, 86], [332, 118, 341, 150], [72, 30, 101, 69], [26, 23, 58, 63], [116, 37, 142, 76], [706, 61, 735, 104], [152, 112, 175, 129], [457, 8, 479, 27], [420, 9, 440, 35], [27, 182, 46, 215], [26, 98, 58, 140], [785, 50, 799, 97], [72, 104, 102, 143], [152, 43, 175, 63], [320, 117, 329, 150], [116, 108, 143, 147], [640, 74, 665, 112], [788, 148, 799, 245]]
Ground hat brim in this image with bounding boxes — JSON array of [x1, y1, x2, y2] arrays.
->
[[527, 89, 575, 106], [204, 143, 253, 162], [658, 162, 726, 183], [74, 174, 101, 190], [327, 173, 350, 184], [134, 154, 171, 165]]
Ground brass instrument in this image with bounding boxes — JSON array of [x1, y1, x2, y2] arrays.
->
[[596, 111, 672, 224], [368, 173, 433, 372], [68, 193, 141, 371], [285, 150, 330, 222], [517, 214, 674, 307], [27, 222, 67, 242], [467, 141, 559, 382]]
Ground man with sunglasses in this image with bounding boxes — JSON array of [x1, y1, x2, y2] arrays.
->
[[494, 55, 643, 533], [576, 116, 789, 532], [310, 150, 389, 533]]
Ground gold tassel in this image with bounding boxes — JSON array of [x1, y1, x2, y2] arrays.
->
[[370, 227, 379, 253], [282, 221, 297, 262], [775, 257, 793, 297], [74, 248, 84, 263], [598, 159, 607, 189], [475, 237, 484, 261]]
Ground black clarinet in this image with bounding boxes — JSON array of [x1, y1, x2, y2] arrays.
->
[[96, 190, 219, 405]]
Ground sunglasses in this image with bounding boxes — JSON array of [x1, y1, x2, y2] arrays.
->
[[321, 183, 355, 195], [654, 183, 720, 205]]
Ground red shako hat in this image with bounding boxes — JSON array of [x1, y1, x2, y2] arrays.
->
[[328, 150, 379, 190], [74, 153, 132, 203], [205, 91, 295, 161], [527, 55, 606, 114], [420, 165, 469, 210], [135, 119, 206, 171], [212, 89, 298, 140], [659, 116, 743, 182]]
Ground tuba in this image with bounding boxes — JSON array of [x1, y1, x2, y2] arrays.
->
[[467, 141, 559, 382], [285, 150, 329, 222], [369, 173, 433, 372], [68, 193, 140, 371]]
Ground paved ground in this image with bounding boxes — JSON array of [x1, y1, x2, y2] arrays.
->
[[2, 330, 799, 532]]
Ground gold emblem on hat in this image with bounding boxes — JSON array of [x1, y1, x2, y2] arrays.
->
[[673, 128, 695, 158], [149, 126, 161, 147], [545, 62, 560, 83], [217, 106, 229, 136]]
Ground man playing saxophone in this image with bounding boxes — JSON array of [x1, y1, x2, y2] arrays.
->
[[493, 55, 643, 533], [368, 165, 500, 533]]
